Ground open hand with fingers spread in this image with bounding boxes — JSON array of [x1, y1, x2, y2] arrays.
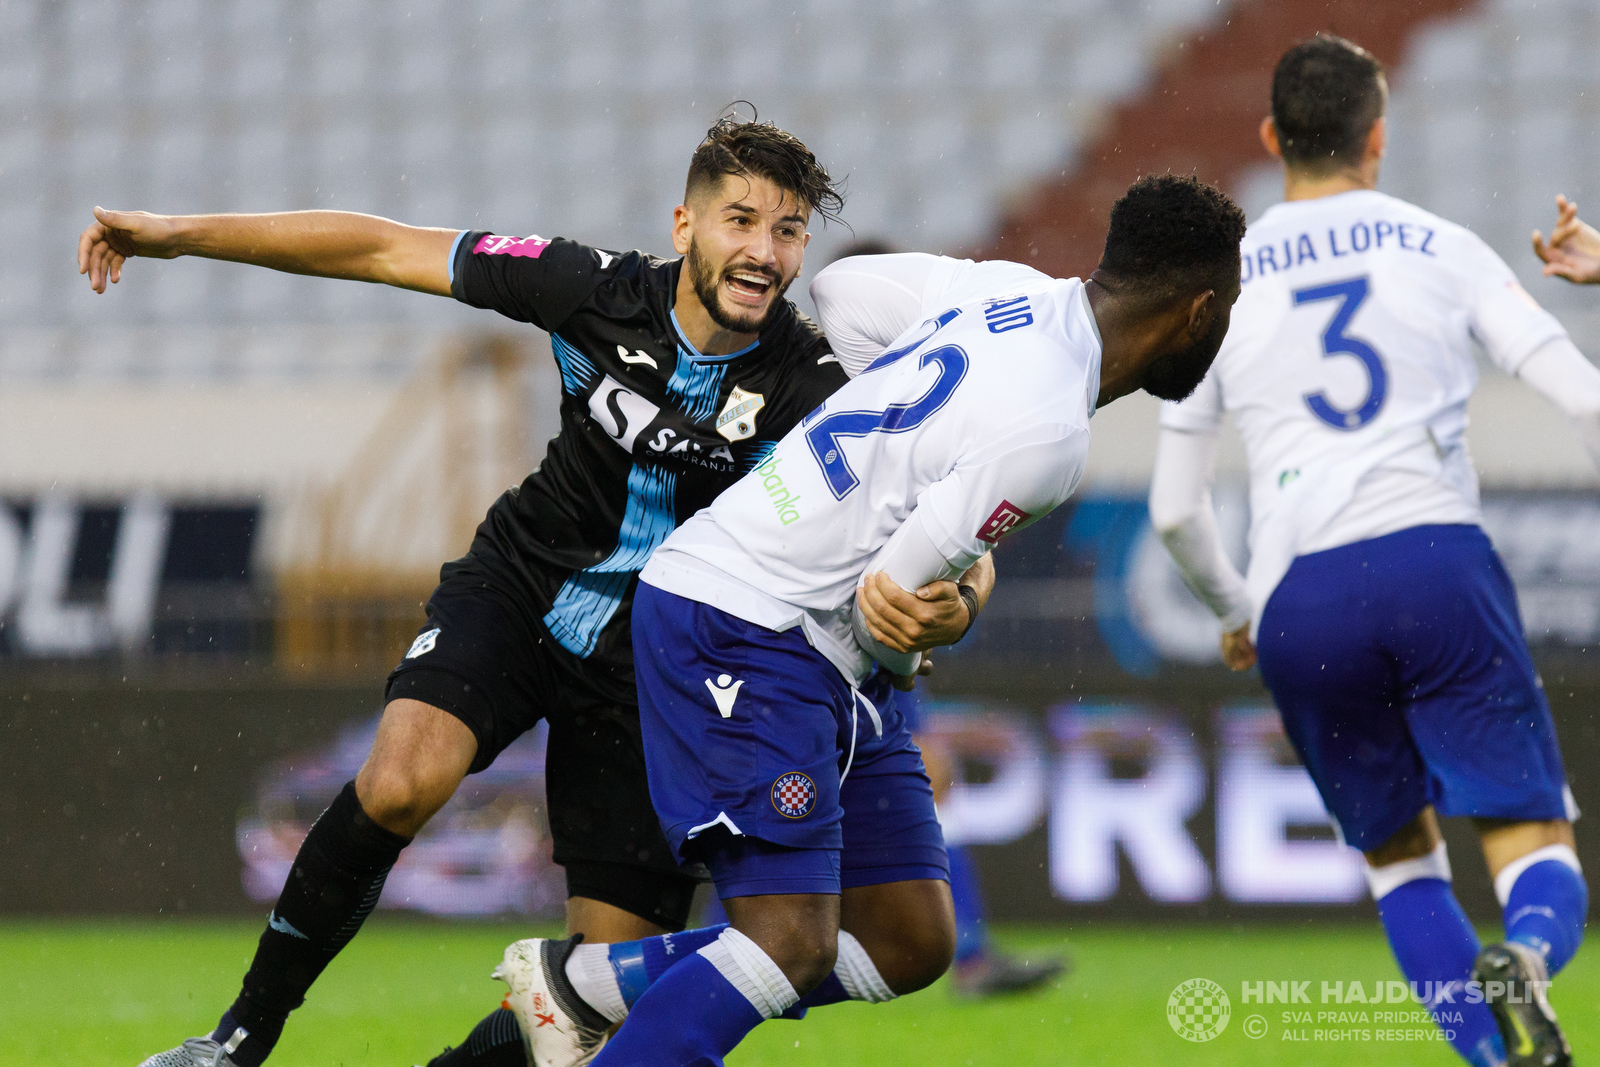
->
[[77, 207, 184, 293], [1532, 194, 1600, 285]]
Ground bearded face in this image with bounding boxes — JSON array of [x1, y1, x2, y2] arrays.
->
[[687, 237, 796, 335], [1141, 304, 1231, 402]]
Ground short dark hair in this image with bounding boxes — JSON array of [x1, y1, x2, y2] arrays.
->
[[1097, 174, 1246, 297], [686, 105, 845, 226], [1271, 35, 1387, 173]]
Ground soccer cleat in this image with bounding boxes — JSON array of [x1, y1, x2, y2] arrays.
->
[[137, 1029, 248, 1067], [950, 950, 1070, 999], [1473, 941, 1572, 1067], [493, 935, 611, 1067]]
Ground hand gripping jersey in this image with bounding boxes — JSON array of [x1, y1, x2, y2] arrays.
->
[[642, 256, 1101, 684], [447, 231, 847, 703], [1160, 189, 1571, 618]]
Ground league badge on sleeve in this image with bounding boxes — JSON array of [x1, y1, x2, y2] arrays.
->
[[716, 386, 766, 442], [771, 771, 817, 819]]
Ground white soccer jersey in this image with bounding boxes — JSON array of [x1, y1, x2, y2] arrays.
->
[[1161, 189, 1570, 617], [642, 256, 1101, 684]]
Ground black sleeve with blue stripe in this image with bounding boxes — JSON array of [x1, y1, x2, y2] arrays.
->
[[449, 230, 608, 333]]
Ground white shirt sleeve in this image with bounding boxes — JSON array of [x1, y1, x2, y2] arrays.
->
[[1464, 234, 1570, 376], [810, 253, 943, 377], [850, 507, 961, 676], [1515, 336, 1600, 472], [1148, 424, 1252, 630], [916, 424, 1087, 574]]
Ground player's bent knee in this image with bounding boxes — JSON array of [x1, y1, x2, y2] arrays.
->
[[1364, 807, 1442, 868], [725, 895, 839, 995], [883, 911, 956, 995], [354, 700, 476, 836], [842, 879, 956, 995]]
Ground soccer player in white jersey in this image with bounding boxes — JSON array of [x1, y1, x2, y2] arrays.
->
[[1151, 36, 1592, 1067], [487, 175, 1245, 1066]]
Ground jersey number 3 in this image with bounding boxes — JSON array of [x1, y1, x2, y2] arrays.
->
[[1294, 276, 1387, 431], [806, 344, 969, 499]]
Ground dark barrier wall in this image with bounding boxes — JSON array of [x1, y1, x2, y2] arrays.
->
[[2, 678, 376, 914], [4, 666, 1596, 922]]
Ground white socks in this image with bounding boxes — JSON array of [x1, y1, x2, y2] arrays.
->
[[1365, 840, 1452, 901], [1493, 843, 1583, 907], [565, 942, 628, 1025], [699, 928, 800, 1019], [565, 927, 894, 1025], [835, 930, 897, 1003]]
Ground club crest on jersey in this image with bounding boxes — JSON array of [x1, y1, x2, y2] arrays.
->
[[405, 627, 440, 659], [716, 386, 766, 442], [977, 500, 1031, 544], [771, 772, 816, 819]]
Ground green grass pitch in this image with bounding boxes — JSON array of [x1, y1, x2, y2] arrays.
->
[[3, 919, 1595, 1066]]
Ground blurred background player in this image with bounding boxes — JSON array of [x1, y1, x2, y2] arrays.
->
[[79, 114, 978, 1067], [1150, 36, 1592, 1067]]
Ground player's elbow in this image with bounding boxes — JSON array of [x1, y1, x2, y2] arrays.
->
[[1147, 497, 1197, 538]]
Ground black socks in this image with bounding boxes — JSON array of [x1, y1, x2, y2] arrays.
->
[[215, 780, 411, 1067], [426, 1009, 527, 1067]]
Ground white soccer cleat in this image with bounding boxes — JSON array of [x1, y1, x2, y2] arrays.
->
[[137, 1030, 247, 1067], [493, 936, 611, 1067]]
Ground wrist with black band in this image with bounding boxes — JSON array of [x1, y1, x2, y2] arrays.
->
[[957, 583, 980, 640]]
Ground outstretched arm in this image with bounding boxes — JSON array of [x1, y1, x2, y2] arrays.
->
[[1148, 425, 1255, 670], [1532, 195, 1600, 285], [1515, 338, 1600, 471], [78, 207, 459, 296]]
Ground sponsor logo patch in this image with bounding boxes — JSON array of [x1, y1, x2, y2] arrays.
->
[[587, 374, 663, 453], [771, 771, 816, 819], [474, 233, 550, 259], [976, 500, 1031, 544], [405, 627, 440, 659]]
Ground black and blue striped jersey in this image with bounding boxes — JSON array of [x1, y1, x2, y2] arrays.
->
[[446, 230, 848, 705]]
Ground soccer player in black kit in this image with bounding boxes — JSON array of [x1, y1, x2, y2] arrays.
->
[[80, 117, 982, 1067]]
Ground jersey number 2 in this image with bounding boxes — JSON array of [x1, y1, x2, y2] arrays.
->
[[806, 344, 969, 499], [1294, 276, 1387, 431]]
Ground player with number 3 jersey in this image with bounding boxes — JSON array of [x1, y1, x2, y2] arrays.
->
[[1151, 37, 1594, 1067]]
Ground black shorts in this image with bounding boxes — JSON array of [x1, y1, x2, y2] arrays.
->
[[384, 566, 703, 930]]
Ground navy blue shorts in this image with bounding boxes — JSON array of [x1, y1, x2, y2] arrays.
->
[[1257, 524, 1572, 852], [632, 583, 948, 897]]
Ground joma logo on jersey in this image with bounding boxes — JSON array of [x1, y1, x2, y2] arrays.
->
[[473, 233, 550, 259], [755, 455, 801, 526], [977, 500, 1031, 544]]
